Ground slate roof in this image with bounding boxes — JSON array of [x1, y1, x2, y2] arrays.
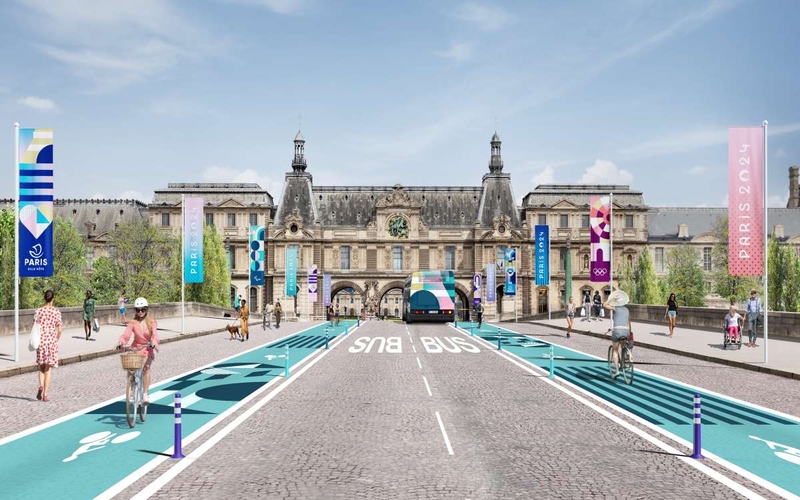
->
[[648, 207, 800, 240], [151, 183, 274, 207], [522, 184, 646, 208]]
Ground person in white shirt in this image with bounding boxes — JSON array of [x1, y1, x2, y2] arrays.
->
[[745, 289, 763, 347], [723, 305, 742, 344]]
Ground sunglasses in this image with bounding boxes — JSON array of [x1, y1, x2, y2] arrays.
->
[[135, 307, 148, 313]]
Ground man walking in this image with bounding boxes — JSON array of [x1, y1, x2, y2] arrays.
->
[[745, 289, 763, 347]]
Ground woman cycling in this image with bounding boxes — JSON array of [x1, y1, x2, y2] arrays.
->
[[604, 289, 632, 379], [117, 298, 159, 405]]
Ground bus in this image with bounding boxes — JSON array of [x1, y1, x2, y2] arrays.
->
[[402, 270, 456, 323]]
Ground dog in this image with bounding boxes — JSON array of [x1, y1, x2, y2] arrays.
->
[[226, 323, 242, 341]]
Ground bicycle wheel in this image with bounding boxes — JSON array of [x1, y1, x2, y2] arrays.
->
[[622, 346, 634, 385], [607, 345, 615, 377], [125, 373, 137, 428], [138, 382, 147, 423]]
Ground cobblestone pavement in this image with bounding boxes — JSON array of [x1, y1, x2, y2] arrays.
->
[[117, 321, 786, 500]]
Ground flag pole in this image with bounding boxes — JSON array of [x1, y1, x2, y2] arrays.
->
[[14, 123, 20, 363], [547, 235, 551, 321], [763, 120, 768, 364], [181, 194, 185, 335], [609, 192, 614, 327]]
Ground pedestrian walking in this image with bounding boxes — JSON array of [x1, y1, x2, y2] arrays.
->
[[565, 296, 575, 338], [239, 299, 250, 341], [475, 301, 484, 329], [118, 291, 129, 324], [83, 290, 96, 340], [592, 291, 602, 320], [664, 293, 678, 338], [234, 294, 241, 318], [263, 302, 273, 329], [34, 289, 63, 402], [334, 303, 340, 327], [274, 300, 283, 328], [745, 289, 763, 347], [582, 290, 592, 321]]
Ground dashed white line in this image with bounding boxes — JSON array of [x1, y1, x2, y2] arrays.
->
[[435, 411, 454, 455], [417, 357, 422, 369], [412, 344, 416, 353], [423, 376, 432, 396]]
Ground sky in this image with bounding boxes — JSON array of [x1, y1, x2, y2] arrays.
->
[[1, 0, 799, 209]]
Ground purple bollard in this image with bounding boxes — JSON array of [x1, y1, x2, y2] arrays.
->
[[690, 393, 704, 459], [171, 393, 185, 459]]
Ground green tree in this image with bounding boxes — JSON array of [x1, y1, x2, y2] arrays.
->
[[710, 216, 759, 304], [0, 208, 15, 310], [185, 225, 230, 307], [617, 259, 635, 300], [665, 245, 707, 307], [634, 246, 661, 304], [91, 256, 124, 305], [767, 237, 788, 311], [788, 248, 800, 312]]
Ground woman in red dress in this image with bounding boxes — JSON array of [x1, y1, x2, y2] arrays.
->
[[35, 289, 63, 402]]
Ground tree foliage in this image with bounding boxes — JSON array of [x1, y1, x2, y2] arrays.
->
[[665, 245, 707, 307], [768, 237, 800, 312], [90, 256, 124, 305], [185, 225, 230, 307], [710, 216, 759, 304], [617, 258, 635, 300], [634, 246, 662, 305]]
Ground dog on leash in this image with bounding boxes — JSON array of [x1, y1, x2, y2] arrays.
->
[[226, 323, 242, 341]]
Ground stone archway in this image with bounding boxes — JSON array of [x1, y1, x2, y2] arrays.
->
[[377, 280, 406, 319], [453, 281, 471, 321], [331, 280, 366, 318]]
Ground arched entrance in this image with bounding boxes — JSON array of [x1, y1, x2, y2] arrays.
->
[[454, 288, 469, 321], [379, 288, 403, 319], [537, 286, 549, 314], [333, 287, 361, 318], [495, 285, 505, 315]]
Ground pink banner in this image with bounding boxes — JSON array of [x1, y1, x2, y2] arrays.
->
[[590, 195, 611, 282], [728, 127, 764, 276]]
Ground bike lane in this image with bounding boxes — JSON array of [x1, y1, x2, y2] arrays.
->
[[461, 322, 800, 499], [0, 321, 354, 500]]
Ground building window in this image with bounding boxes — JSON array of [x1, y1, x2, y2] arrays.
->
[[706, 280, 713, 294], [205, 213, 214, 227], [559, 214, 569, 228], [249, 287, 258, 310], [703, 247, 712, 271], [537, 214, 547, 226], [227, 245, 235, 271], [655, 247, 664, 272], [249, 213, 258, 227], [341, 245, 351, 270], [625, 214, 634, 228], [161, 213, 170, 227], [445, 246, 456, 269], [581, 215, 590, 228], [559, 248, 567, 271], [227, 213, 236, 227], [393, 246, 403, 271], [496, 245, 507, 270], [86, 246, 94, 269]]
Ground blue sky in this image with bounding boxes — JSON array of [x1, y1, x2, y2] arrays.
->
[[1, 0, 798, 208]]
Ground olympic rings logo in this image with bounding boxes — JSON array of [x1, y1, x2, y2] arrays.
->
[[592, 268, 608, 276]]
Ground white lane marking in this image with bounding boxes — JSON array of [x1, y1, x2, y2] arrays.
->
[[173, 393, 202, 409], [423, 376, 432, 397], [449, 324, 772, 500], [409, 336, 413, 344], [412, 344, 417, 353], [435, 411, 454, 456], [417, 357, 422, 369], [129, 330, 352, 500], [0, 322, 326, 448], [147, 390, 175, 404]]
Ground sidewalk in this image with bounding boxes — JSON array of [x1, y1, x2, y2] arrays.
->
[[533, 317, 800, 379], [0, 315, 263, 378]]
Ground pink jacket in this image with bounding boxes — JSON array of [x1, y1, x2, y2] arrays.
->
[[119, 319, 159, 359]]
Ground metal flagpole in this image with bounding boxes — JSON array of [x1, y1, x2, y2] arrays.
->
[[14, 123, 20, 363], [181, 194, 185, 334], [609, 192, 614, 327], [763, 121, 768, 364], [548, 236, 551, 321]]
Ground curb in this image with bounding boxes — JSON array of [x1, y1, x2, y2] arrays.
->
[[532, 322, 799, 380], [0, 321, 256, 379]]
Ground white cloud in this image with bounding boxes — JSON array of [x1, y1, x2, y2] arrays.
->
[[688, 165, 713, 176], [579, 159, 634, 185], [91, 193, 106, 199], [18, 96, 57, 111], [768, 191, 789, 208], [456, 3, 513, 31], [531, 165, 556, 185], [119, 190, 148, 202], [224, 0, 308, 14], [202, 166, 283, 199], [435, 42, 473, 63]]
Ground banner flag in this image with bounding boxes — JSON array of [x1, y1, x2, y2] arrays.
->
[[590, 195, 611, 283], [183, 197, 204, 283], [504, 248, 517, 296], [308, 265, 318, 303], [472, 273, 482, 307], [323, 274, 332, 306], [249, 225, 265, 286], [728, 127, 764, 276], [285, 247, 298, 296], [18, 128, 54, 277], [534, 225, 550, 286], [486, 264, 496, 302]]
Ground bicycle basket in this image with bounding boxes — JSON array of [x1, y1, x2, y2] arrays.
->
[[120, 352, 146, 371]]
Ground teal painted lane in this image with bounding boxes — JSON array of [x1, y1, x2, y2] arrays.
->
[[461, 322, 800, 498], [0, 321, 354, 500]]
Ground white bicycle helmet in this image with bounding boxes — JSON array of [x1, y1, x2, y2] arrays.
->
[[133, 297, 149, 309]]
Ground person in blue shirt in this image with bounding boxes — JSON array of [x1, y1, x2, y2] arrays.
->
[[745, 289, 763, 347]]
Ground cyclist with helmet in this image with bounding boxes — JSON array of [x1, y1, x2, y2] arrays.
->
[[117, 298, 159, 404]]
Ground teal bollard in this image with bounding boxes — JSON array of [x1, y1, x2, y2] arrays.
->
[[325, 328, 329, 349], [284, 346, 290, 378], [497, 329, 502, 350], [549, 344, 555, 379]]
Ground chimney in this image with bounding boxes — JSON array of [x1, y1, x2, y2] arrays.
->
[[678, 224, 689, 238], [774, 224, 785, 239], [788, 166, 799, 208]]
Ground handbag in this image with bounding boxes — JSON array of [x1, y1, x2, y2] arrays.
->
[[28, 322, 41, 352], [93, 318, 100, 332], [580, 308, 585, 317], [600, 308, 605, 318]]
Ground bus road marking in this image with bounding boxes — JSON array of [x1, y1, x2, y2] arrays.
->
[[435, 411, 454, 455], [423, 376, 432, 396]]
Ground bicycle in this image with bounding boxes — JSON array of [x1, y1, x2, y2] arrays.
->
[[118, 344, 152, 428], [607, 338, 634, 385]]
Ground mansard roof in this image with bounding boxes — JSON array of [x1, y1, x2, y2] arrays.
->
[[648, 207, 800, 241], [522, 184, 646, 209], [152, 183, 274, 207]]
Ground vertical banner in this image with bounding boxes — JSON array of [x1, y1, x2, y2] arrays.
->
[[504, 248, 517, 295], [534, 225, 550, 286], [590, 195, 611, 283], [323, 274, 332, 306], [18, 128, 53, 277], [308, 265, 318, 303], [729, 127, 764, 276], [486, 263, 496, 302], [249, 225, 265, 286], [184, 197, 204, 283], [285, 246, 298, 296], [472, 273, 482, 307]]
